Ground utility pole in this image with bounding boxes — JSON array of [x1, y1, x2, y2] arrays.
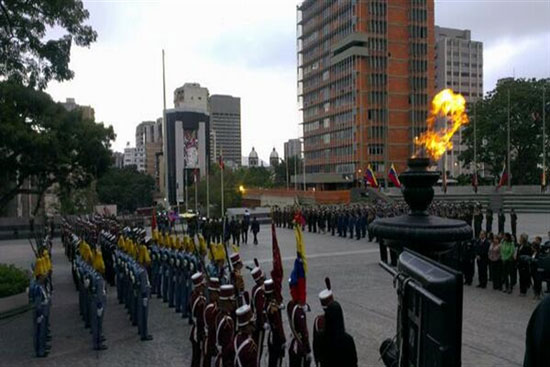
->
[[507, 89, 511, 189]]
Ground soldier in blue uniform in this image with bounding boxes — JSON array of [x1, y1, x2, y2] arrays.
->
[[91, 273, 108, 351], [32, 258, 50, 357], [137, 266, 153, 341]]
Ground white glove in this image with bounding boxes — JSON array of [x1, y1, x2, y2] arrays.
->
[[263, 322, 270, 331], [306, 353, 313, 363], [281, 342, 287, 351], [142, 298, 148, 307], [37, 315, 44, 324], [84, 278, 90, 288], [97, 307, 104, 317]]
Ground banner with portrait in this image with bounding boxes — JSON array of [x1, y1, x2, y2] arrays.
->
[[183, 129, 199, 168]]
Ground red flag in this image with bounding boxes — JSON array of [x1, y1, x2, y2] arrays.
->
[[218, 154, 224, 170], [496, 162, 508, 191], [271, 222, 283, 304], [151, 210, 157, 231]]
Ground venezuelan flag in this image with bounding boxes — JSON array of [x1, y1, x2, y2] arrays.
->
[[289, 220, 307, 305], [364, 165, 379, 188], [388, 164, 401, 188]]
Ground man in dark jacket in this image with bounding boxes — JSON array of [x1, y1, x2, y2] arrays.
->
[[523, 295, 550, 367], [251, 217, 260, 245], [475, 231, 490, 288]]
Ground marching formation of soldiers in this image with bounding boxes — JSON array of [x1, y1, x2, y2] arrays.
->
[[51, 212, 360, 366], [29, 239, 53, 358]]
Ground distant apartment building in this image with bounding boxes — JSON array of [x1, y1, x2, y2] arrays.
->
[[61, 98, 95, 120], [284, 138, 302, 161], [112, 152, 124, 168], [123, 142, 146, 172], [209, 94, 241, 168], [435, 26, 483, 177], [298, 0, 435, 189]]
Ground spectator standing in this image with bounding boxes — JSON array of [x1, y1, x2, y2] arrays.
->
[[488, 236, 502, 290], [517, 233, 533, 296], [251, 217, 260, 245], [475, 231, 490, 288], [500, 233, 516, 294], [531, 237, 543, 300]]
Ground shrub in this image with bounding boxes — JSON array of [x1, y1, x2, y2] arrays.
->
[[0, 264, 30, 298]]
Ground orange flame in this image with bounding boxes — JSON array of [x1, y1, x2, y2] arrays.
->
[[415, 89, 469, 160]]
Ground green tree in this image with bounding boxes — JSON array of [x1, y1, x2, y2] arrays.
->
[[0, 82, 114, 214], [273, 156, 303, 188], [460, 78, 550, 185], [96, 166, 155, 213], [0, 0, 97, 89]]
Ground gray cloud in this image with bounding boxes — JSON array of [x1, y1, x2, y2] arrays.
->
[[201, 27, 296, 70], [436, 0, 550, 45]]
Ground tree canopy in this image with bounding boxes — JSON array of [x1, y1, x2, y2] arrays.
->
[[0, 81, 114, 214], [0, 0, 97, 89], [460, 78, 550, 185], [96, 166, 155, 214]]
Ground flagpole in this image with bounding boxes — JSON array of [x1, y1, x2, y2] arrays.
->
[[162, 49, 168, 207], [474, 101, 477, 192], [543, 87, 546, 192], [221, 147, 224, 218], [194, 171, 198, 213], [507, 89, 511, 189], [206, 155, 210, 217]]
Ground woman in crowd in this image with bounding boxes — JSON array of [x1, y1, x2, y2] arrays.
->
[[500, 233, 516, 294], [488, 235, 502, 291]]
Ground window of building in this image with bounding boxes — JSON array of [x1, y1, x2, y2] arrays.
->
[[368, 144, 384, 155], [323, 118, 330, 128], [322, 70, 330, 81], [369, 1, 387, 16]]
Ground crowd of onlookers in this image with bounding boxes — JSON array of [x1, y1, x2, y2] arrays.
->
[[470, 230, 550, 299]]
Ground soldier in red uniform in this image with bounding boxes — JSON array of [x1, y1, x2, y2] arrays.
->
[[264, 279, 286, 367], [216, 284, 237, 367], [313, 278, 334, 367], [250, 266, 266, 364], [190, 272, 207, 367], [287, 291, 312, 366], [203, 277, 220, 367], [234, 304, 258, 367]]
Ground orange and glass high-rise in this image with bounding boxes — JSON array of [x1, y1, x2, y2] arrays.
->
[[298, 0, 434, 189]]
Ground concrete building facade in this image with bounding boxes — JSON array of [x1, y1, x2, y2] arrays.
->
[[435, 26, 483, 178], [61, 98, 95, 120], [298, 0, 435, 189], [209, 94, 241, 167], [284, 138, 302, 161], [174, 83, 209, 112]]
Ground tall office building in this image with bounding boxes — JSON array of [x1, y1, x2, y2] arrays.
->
[[165, 84, 210, 206], [284, 138, 302, 161], [435, 26, 483, 177], [209, 94, 241, 167], [298, 0, 434, 189]]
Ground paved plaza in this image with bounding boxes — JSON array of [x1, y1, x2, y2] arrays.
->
[[1, 213, 548, 366]]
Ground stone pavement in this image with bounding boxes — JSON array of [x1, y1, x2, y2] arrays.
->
[[1, 214, 548, 366]]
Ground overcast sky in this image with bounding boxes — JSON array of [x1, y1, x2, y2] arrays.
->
[[45, 0, 550, 160]]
